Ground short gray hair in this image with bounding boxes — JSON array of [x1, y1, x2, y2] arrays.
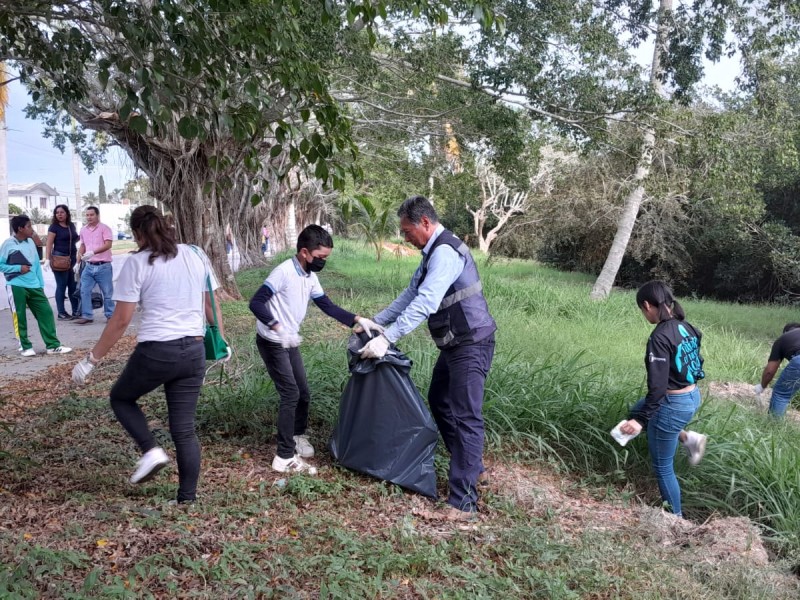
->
[[397, 195, 439, 224]]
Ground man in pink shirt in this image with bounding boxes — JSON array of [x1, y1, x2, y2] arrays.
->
[[74, 206, 115, 324]]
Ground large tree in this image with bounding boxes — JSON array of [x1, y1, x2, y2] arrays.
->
[[1, 0, 499, 294]]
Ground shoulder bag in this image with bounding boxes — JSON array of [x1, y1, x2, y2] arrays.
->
[[189, 245, 229, 360]]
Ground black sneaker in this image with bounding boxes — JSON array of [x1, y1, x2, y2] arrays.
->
[[57, 313, 71, 320]]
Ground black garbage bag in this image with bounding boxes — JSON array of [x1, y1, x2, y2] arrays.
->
[[329, 333, 439, 498]]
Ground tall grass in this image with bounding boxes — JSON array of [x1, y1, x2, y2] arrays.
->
[[224, 239, 800, 556]]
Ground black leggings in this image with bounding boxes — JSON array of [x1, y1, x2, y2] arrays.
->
[[110, 337, 206, 502]]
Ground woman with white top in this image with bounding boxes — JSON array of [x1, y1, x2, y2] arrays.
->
[[72, 205, 228, 504]]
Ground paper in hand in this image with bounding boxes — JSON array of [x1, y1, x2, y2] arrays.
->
[[610, 420, 639, 447]]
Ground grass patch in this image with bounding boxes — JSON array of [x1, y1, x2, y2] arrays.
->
[[1, 239, 799, 597]]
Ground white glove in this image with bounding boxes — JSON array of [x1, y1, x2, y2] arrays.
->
[[72, 354, 96, 384], [73, 262, 81, 276], [354, 316, 384, 339], [754, 383, 764, 396], [82, 250, 95, 261], [359, 334, 390, 359], [274, 325, 302, 349], [221, 345, 233, 362]]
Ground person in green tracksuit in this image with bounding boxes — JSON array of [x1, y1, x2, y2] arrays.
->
[[0, 215, 72, 356]]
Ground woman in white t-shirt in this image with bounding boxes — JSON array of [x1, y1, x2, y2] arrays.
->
[[72, 205, 228, 504]]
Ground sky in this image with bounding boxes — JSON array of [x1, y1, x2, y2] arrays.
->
[[4, 78, 136, 202]]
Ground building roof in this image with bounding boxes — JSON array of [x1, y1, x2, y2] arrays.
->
[[8, 183, 59, 196]]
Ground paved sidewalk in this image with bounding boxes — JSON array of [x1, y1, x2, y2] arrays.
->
[[0, 255, 138, 379]]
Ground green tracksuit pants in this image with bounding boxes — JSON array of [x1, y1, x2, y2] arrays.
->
[[5, 285, 61, 351]]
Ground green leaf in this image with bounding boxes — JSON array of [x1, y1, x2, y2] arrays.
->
[[118, 102, 132, 122], [178, 116, 199, 139], [270, 144, 283, 157], [250, 194, 262, 206], [129, 115, 148, 134], [315, 160, 329, 181]]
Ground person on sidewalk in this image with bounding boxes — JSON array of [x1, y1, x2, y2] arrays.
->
[[754, 322, 800, 417], [0, 215, 72, 356], [45, 204, 80, 320], [359, 195, 497, 521], [72, 205, 229, 505], [74, 206, 114, 324], [248, 225, 383, 475], [619, 281, 707, 518]]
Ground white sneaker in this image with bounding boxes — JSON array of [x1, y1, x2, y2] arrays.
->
[[271, 454, 318, 475], [46, 346, 72, 355], [130, 447, 170, 484], [293, 435, 315, 458], [20, 348, 36, 357], [683, 431, 707, 466]]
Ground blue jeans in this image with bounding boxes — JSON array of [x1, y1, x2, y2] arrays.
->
[[110, 337, 206, 502], [80, 262, 115, 319], [630, 388, 701, 516], [770, 356, 800, 417], [53, 259, 79, 316]]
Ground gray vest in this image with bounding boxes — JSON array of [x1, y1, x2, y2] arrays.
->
[[420, 230, 496, 349]]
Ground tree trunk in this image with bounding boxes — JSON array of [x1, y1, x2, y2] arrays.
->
[[589, 0, 671, 300]]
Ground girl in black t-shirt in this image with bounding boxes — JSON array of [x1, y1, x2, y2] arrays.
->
[[45, 204, 79, 319], [619, 281, 708, 517]]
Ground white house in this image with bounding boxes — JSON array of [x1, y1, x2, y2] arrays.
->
[[8, 182, 62, 213]]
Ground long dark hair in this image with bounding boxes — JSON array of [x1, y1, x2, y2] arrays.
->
[[636, 280, 686, 322], [130, 205, 178, 265], [51, 204, 73, 227]]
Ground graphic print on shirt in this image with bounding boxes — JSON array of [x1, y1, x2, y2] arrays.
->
[[675, 323, 704, 383]]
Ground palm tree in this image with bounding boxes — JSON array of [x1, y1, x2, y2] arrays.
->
[[339, 194, 398, 261]]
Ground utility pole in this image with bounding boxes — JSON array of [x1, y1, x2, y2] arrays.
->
[[71, 124, 82, 226], [0, 64, 9, 243]]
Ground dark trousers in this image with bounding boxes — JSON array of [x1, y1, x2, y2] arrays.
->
[[428, 335, 495, 512], [53, 261, 78, 317], [109, 337, 206, 502], [256, 335, 310, 459]]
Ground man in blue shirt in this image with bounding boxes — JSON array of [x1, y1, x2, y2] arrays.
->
[[0, 215, 72, 356], [360, 195, 496, 520]]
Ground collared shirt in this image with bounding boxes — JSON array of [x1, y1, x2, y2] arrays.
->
[[79, 222, 113, 262], [0, 236, 44, 289], [376, 224, 465, 343], [255, 256, 324, 342], [114, 244, 219, 342]]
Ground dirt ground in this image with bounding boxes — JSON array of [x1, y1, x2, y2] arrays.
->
[[708, 380, 800, 423]]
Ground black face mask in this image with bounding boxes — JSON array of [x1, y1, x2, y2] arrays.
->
[[308, 256, 326, 272]]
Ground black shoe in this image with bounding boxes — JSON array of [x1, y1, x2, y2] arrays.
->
[[57, 313, 71, 320]]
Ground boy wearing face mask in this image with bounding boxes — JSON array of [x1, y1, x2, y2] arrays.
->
[[248, 225, 383, 473]]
